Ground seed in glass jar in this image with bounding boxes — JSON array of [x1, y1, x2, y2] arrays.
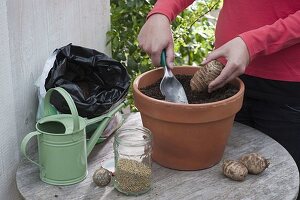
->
[[115, 158, 151, 194]]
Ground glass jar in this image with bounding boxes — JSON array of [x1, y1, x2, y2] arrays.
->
[[113, 126, 152, 196]]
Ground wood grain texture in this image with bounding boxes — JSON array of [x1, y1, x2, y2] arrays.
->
[[16, 112, 299, 200]]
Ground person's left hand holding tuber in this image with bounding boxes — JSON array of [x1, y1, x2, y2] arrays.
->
[[202, 37, 250, 93]]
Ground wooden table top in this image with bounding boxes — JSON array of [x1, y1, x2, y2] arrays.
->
[[16, 112, 299, 200]]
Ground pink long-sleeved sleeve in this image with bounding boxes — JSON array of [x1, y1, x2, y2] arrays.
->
[[239, 10, 300, 60], [147, 0, 195, 22]]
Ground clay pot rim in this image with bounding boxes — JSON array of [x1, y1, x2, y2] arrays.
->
[[133, 66, 245, 107]]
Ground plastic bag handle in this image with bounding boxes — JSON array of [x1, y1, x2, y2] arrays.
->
[[20, 131, 42, 168], [43, 87, 80, 132]]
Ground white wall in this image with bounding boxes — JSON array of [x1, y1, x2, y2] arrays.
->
[[0, 0, 110, 199]]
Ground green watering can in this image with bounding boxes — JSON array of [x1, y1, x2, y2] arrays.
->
[[21, 87, 126, 185]]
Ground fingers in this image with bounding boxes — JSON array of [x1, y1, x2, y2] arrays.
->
[[150, 51, 162, 67], [137, 14, 174, 68], [138, 41, 162, 67], [139, 41, 163, 67], [202, 37, 249, 92], [201, 47, 224, 65], [208, 61, 243, 93], [142, 44, 175, 68], [202, 47, 227, 92]]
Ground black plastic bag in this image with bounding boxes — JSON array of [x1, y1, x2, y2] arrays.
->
[[45, 44, 130, 118]]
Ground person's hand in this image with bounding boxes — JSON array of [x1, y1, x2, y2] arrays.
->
[[138, 14, 175, 68], [201, 37, 250, 93]]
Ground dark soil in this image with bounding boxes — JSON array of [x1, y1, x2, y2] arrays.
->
[[140, 75, 239, 104]]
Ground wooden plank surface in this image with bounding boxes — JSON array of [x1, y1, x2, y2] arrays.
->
[[16, 112, 299, 200]]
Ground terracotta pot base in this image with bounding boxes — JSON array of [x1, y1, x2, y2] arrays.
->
[[133, 67, 244, 170]]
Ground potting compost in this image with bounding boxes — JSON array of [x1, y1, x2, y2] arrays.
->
[[141, 75, 238, 104]]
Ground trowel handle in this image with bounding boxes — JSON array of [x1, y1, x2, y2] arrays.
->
[[21, 131, 42, 168], [160, 49, 167, 67], [43, 87, 80, 132]]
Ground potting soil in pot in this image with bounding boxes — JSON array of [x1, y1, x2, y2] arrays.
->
[[140, 75, 238, 104]]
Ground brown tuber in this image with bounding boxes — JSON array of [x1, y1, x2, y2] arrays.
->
[[239, 153, 270, 174], [190, 60, 223, 92], [93, 167, 112, 187], [222, 160, 248, 181]]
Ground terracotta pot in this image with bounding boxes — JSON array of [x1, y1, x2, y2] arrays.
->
[[133, 66, 245, 170]]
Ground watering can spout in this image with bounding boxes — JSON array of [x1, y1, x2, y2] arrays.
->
[[86, 101, 127, 156]]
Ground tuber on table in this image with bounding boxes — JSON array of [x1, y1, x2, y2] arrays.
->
[[239, 153, 270, 174], [222, 160, 248, 181], [190, 60, 223, 92]]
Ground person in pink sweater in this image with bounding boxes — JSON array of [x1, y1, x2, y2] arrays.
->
[[138, 0, 300, 168]]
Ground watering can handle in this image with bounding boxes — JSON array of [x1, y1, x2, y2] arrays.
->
[[43, 87, 80, 132], [20, 131, 42, 168]]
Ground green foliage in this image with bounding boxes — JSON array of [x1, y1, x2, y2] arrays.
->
[[107, 0, 221, 111], [173, 0, 221, 65]]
